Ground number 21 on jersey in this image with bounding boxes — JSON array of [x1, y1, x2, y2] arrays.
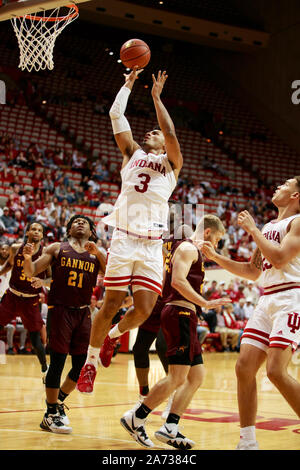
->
[[68, 271, 84, 288]]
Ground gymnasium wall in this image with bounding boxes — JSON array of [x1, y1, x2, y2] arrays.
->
[[208, 0, 300, 153]]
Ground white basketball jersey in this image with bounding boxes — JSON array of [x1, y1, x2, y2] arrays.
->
[[0, 261, 11, 298], [102, 149, 177, 237], [261, 214, 300, 288]]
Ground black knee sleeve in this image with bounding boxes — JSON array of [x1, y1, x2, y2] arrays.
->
[[133, 328, 157, 369], [45, 350, 67, 389], [68, 354, 87, 383], [155, 328, 168, 374], [29, 331, 47, 368]]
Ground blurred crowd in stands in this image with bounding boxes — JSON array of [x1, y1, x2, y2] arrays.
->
[[0, 128, 278, 263]]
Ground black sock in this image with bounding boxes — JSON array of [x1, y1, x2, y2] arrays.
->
[[46, 402, 57, 415], [135, 403, 152, 420], [139, 385, 149, 396], [166, 413, 180, 425], [58, 389, 69, 403]]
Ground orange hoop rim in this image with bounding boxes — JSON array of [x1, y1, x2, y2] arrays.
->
[[23, 3, 78, 22]]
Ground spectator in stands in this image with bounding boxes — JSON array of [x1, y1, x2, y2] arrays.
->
[[187, 185, 199, 205], [31, 167, 43, 190], [74, 184, 86, 205], [175, 183, 189, 203], [0, 227, 10, 246], [97, 163, 110, 182], [43, 150, 57, 170], [71, 150, 86, 173], [13, 210, 26, 234], [54, 182, 69, 202], [205, 280, 218, 300], [5, 317, 28, 355], [243, 281, 260, 305], [42, 173, 55, 193], [0, 207, 18, 233], [215, 305, 241, 351], [217, 200, 225, 218], [233, 298, 246, 321], [244, 297, 255, 320], [237, 240, 252, 261], [89, 295, 100, 323]]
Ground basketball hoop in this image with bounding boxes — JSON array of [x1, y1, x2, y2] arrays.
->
[[11, 3, 79, 72]]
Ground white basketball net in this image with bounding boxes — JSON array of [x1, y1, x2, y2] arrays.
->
[[11, 4, 79, 72]]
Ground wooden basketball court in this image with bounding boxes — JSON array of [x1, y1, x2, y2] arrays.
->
[[0, 351, 300, 451]]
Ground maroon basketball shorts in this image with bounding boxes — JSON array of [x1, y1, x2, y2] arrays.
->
[[0, 290, 43, 332], [47, 305, 91, 355], [139, 298, 164, 334], [161, 304, 203, 366]]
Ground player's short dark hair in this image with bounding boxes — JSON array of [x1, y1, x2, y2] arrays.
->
[[294, 175, 300, 191], [25, 220, 45, 235], [66, 214, 97, 242]]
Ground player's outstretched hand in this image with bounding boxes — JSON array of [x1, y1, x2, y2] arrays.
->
[[151, 70, 168, 100], [198, 241, 217, 261], [207, 297, 232, 309], [237, 210, 256, 234], [23, 243, 34, 260], [84, 241, 98, 255], [124, 65, 143, 85], [31, 277, 44, 289]]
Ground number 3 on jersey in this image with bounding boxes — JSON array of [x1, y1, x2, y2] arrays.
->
[[135, 173, 151, 193]]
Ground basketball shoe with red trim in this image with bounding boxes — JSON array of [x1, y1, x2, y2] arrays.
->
[[99, 333, 120, 368], [76, 363, 97, 394]]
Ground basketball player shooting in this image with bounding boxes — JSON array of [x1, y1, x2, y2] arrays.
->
[[200, 176, 300, 450], [77, 67, 183, 394]]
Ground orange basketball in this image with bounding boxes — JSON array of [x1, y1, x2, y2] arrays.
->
[[120, 39, 151, 69]]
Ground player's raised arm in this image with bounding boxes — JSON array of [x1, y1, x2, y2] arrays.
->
[[109, 66, 142, 168], [151, 70, 183, 179], [0, 243, 18, 276], [171, 242, 231, 308], [200, 241, 262, 281], [23, 243, 59, 277], [238, 210, 300, 269]]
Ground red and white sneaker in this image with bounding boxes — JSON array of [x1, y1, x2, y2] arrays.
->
[[76, 363, 97, 394], [99, 334, 119, 368]]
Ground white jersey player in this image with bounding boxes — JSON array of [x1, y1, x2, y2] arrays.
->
[[200, 176, 300, 450], [77, 68, 182, 394]]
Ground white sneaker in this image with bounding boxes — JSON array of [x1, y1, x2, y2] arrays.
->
[[155, 423, 195, 450], [120, 409, 154, 448], [236, 439, 259, 450], [161, 393, 174, 420], [40, 412, 72, 434]]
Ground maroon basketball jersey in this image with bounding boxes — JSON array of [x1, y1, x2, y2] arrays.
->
[[10, 243, 45, 295], [48, 242, 100, 307], [163, 238, 205, 304]]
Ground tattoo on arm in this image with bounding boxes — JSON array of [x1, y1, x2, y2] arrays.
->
[[252, 248, 263, 270]]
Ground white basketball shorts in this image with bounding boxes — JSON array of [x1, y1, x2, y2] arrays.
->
[[241, 288, 300, 352], [103, 228, 163, 295]]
